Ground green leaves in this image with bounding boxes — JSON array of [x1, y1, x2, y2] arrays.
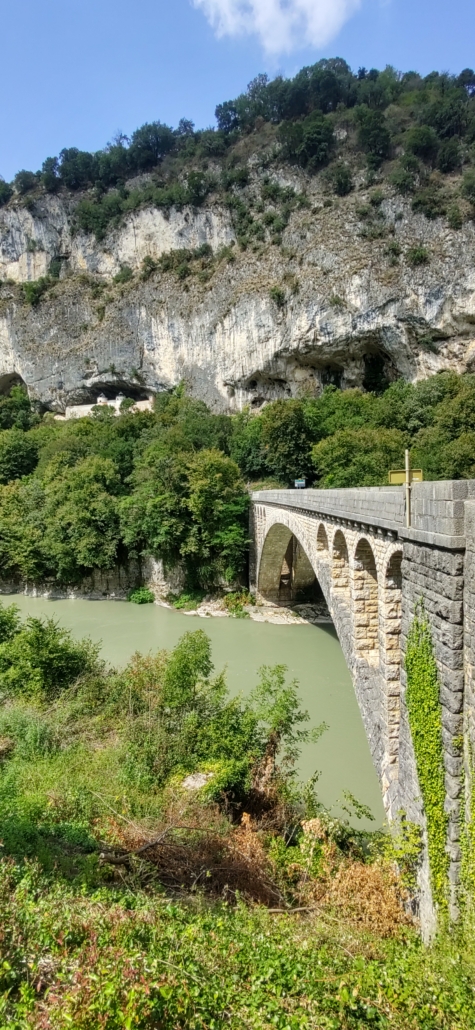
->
[[0, 428, 38, 483], [40, 455, 121, 583], [0, 607, 100, 701], [405, 604, 449, 911], [312, 427, 406, 488], [121, 446, 249, 588]]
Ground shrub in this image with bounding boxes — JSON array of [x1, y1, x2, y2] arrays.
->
[[461, 170, 475, 205], [223, 589, 255, 617], [406, 244, 430, 265], [169, 589, 206, 611], [418, 333, 439, 353], [385, 240, 402, 264], [405, 125, 439, 165], [0, 615, 100, 701], [437, 137, 461, 173], [369, 188, 384, 206], [220, 166, 249, 190], [447, 203, 463, 229], [48, 257, 61, 279], [390, 165, 416, 195], [0, 706, 58, 759], [128, 587, 155, 604], [13, 170, 37, 195], [269, 285, 285, 308], [0, 602, 20, 644], [141, 255, 158, 280], [113, 264, 133, 285], [22, 277, 51, 306], [330, 162, 353, 196], [411, 185, 446, 220], [0, 179, 13, 206]]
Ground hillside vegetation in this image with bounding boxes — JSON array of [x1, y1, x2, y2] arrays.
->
[[1, 59, 475, 247], [0, 372, 475, 590], [0, 605, 475, 1027]]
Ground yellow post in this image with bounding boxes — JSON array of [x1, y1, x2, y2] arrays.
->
[[405, 449, 411, 528]]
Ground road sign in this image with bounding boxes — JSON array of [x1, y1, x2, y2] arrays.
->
[[388, 469, 423, 485], [294, 479, 306, 489]]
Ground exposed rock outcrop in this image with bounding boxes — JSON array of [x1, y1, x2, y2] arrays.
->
[[1, 172, 474, 412]]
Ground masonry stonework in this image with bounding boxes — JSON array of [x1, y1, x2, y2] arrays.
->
[[251, 481, 475, 934]]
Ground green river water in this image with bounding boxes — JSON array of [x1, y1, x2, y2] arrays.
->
[[6, 595, 385, 828]]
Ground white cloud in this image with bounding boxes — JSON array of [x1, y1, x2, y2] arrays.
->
[[192, 0, 361, 55]]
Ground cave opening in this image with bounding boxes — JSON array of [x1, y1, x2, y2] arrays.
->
[[362, 351, 398, 394], [0, 373, 28, 396], [321, 365, 343, 389]]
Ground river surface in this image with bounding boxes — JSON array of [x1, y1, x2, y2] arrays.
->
[[5, 595, 385, 827]]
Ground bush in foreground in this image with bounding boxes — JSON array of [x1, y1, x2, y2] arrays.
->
[[0, 610, 474, 1027]]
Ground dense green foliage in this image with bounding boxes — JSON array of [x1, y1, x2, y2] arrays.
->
[[3, 372, 475, 587], [231, 371, 475, 487], [2, 862, 475, 1029], [0, 610, 310, 796], [0, 611, 474, 1027], [0, 606, 100, 702], [0, 388, 248, 589], [405, 606, 449, 912]]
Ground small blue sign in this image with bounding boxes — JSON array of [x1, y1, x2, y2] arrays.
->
[[294, 479, 306, 489]]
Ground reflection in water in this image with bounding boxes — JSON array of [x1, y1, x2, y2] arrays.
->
[[4, 595, 385, 827]]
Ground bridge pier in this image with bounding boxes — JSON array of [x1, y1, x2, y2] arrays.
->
[[251, 481, 475, 935]]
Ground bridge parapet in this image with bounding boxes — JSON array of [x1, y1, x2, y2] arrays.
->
[[252, 479, 475, 547], [250, 481, 475, 936]]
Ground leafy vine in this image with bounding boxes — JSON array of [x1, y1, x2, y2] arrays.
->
[[405, 602, 449, 912], [460, 742, 475, 904]]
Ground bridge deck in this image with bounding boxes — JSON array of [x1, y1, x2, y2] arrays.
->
[[252, 480, 475, 549]]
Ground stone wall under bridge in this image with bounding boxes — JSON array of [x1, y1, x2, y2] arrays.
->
[[250, 481, 475, 934]]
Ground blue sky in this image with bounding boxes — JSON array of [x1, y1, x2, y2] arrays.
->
[[1, 0, 474, 181]]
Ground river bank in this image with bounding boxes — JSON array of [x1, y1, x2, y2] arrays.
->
[[159, 596, 333, 626], [1, 592, 383, 824]]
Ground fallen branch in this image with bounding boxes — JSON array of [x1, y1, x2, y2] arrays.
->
[[267, 906, 313, 914], [99, 824, 219, 865]]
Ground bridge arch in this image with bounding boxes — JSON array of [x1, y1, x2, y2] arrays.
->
[[258, 523, 320, 606], [253, 508, 405, 819]]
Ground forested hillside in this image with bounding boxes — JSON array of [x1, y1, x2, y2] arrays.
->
[[2, 58, 475, 230]]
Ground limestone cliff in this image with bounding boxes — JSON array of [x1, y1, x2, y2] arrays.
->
[[1, 167, 474, 412]]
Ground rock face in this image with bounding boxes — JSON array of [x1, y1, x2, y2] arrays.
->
[[1, 171, 475, 412]]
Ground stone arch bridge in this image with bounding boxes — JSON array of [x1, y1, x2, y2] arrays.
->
[[250, 481, 475, 928]]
